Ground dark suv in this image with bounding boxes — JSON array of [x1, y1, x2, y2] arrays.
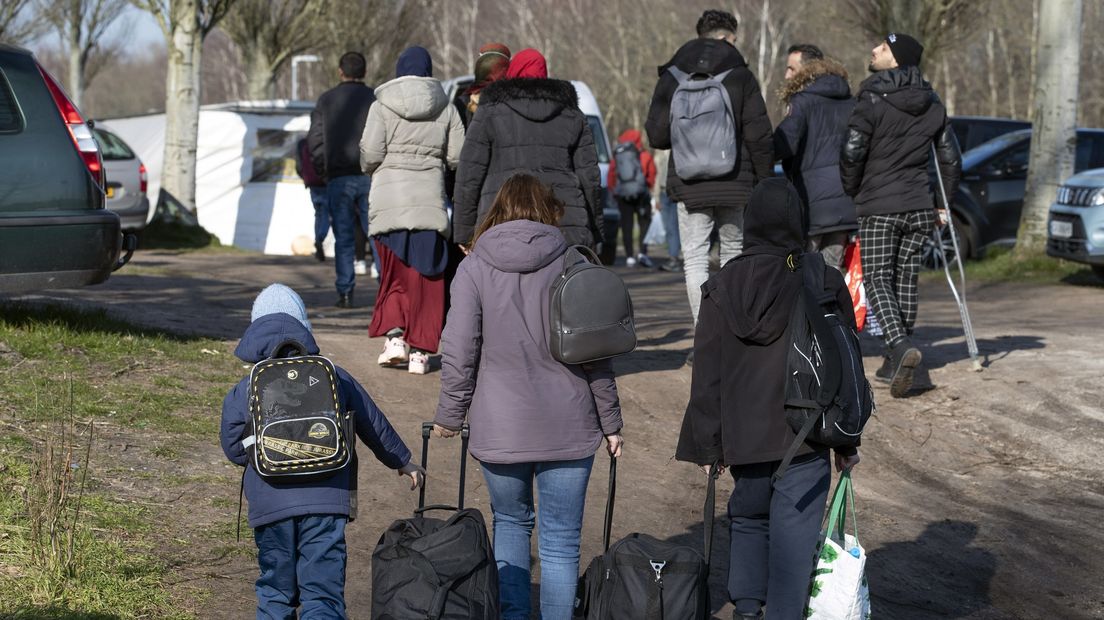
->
[[0, 44, 132, 293]]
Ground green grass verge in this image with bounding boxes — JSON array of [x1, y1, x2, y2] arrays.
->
[[0, 302, 245, 618], [0, 302, 243, 435], [923, 247, 1104, 287]]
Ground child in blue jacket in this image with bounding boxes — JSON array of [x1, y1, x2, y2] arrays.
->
[[221, 283, 423, 619]]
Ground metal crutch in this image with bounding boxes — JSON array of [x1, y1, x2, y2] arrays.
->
[[931, 145, 983, 371]]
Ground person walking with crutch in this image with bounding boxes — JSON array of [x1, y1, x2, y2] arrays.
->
[[839, 33, 962, 398]]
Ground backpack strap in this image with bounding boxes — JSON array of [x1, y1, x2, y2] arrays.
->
[[771, 412, 821, 484], [666, 65, 691, 84], [799, 254, 842, 406], [561, 245, 600, 276]]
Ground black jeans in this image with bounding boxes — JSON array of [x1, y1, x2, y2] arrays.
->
[[616, 194, 651, 258]]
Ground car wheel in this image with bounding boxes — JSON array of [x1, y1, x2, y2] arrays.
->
[[921, 215, 973, 270]]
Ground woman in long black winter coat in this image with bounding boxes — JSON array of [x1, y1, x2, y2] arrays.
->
[[452, 48, 603, 249]]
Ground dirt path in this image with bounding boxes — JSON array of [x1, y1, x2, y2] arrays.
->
[[24, 249, 1104, 619]]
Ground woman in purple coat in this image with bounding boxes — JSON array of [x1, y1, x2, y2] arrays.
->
[[433, 174, 624, 620]]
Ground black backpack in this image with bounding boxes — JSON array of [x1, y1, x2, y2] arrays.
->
[[613, 141, 647, 199], [774, 253, 874, 482], [245, 340, 352, 480], [549, 246, 636, 364], [372, 423, 499, 620], [575, 457, 715, 619]]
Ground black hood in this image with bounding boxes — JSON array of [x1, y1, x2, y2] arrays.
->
[[805, 74, 851, 100], [859, 65, 935, 116], [660, 37, 748, 77], [480, 77, 579, 122], [706, 179, 804, 344]]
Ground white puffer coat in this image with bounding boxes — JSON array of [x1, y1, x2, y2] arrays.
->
[[359, 76, 465, 236]]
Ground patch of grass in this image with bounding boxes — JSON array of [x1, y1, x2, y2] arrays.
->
[[0, 437, 189, 619], [136, 217, 221, 251], [0, 302, 241, 435], [923, 247, 1103, 286]]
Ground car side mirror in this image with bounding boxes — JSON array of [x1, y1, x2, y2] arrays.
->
[[1002, 161, 1028, 178]]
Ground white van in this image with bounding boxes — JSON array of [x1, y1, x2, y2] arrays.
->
[[441, 75, 619, 264]]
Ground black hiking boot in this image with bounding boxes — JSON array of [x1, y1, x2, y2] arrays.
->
[[875, 355, 893, 384], [335, 292, 353, 308], [888, 338, 922, 398], [659, 257, 682, 272]]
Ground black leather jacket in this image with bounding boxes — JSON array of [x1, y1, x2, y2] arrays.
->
[[839, 66, 961, 217]]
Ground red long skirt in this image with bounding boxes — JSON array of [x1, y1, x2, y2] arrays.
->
[[368, 239, 445, 353]]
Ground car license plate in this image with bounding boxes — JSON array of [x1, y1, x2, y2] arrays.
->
[[1050, 220, 1073, 239]]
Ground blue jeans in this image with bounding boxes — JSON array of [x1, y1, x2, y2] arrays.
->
[[254, 514, 348, 620], [480, 456, 595, 620], [727, 452, 830, 619], [660, 191, 680, 259], [326, 175, 370, 294], [309, 186, 329, 245]]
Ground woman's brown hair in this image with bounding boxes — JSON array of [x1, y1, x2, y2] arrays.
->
[[470, 174, 565, 247]]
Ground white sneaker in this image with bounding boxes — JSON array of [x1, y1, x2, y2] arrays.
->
[[377, 337, 409, 366], [370, 263, 379, 279], [408, 350, 429, 375], [354, 260, 368, 275], [637, 254, 655, 268], [626, 256, 637, 267]]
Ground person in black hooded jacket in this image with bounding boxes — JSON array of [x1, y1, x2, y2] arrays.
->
[[839, 34, 962, 398], [644, 9, 774, 330], [452, 48, 602, 249], [774, 50, 857, 270], [676, 178, 860, 620]]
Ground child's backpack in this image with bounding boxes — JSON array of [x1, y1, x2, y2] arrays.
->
[[666, 66, 739, 181], [774, 253, 874, 482], [613, 141, 647, 199], [549, 246, 636, 364], [245, 340, 352, 479]]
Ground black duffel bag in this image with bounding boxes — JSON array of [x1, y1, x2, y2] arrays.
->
[[372, 423, 499, 620], [575, 457, 717, 619]]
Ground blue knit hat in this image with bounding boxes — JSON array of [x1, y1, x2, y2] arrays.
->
[[251, 283, 311, 331]]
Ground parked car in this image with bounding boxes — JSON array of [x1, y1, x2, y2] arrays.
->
[[949, 116, 1031, 153], [93, 127, 150, 231], [0, 44, 133, 293], [1047, 169, 1104, 280], [441, 75, 621, 264], [930, 128, 1104, 265]]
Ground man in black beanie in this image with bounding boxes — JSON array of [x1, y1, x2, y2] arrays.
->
[[839, 33, 962, 398]]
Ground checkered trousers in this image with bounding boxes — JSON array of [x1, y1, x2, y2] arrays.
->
[[858, 210, 937, 347]]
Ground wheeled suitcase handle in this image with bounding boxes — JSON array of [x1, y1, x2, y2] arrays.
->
[[418, 421, 470, 512]]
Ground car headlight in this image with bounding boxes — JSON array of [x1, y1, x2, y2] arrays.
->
[[1093, 189, 1104, 206]]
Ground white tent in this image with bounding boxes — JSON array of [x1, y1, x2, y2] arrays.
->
[[101, 101, 326, 255]]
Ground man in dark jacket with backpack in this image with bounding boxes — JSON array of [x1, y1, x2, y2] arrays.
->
[[645, 9, 774, 332], [774, 46, 857, 270], [839, 34, 962, 398], [676, 178, 860, 620]]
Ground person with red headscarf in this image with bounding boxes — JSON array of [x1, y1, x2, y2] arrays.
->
[[453, 48, 603, 252]]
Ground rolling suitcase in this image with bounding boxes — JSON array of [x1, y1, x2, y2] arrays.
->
[[575, 456, 717, 619], [371, 423, 499, 620]]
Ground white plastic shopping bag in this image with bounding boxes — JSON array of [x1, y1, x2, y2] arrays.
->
[[642, 211, 666, 247], [806, 472, 871, 620]]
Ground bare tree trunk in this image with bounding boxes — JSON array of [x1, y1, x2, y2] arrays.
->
[[996, 27, 1017, 117], [940, 57, 956, 116], [1027, 0, 1040, 115], [241, 50, 274, 99], [162, 0, 204, 211], [1016, 0, 1083, 256], [67, 11, 84, 107], [986, 29, 998, 117]]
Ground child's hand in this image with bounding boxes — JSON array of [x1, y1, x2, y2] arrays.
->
[[398, 462, 425, 490], [433, 424, 459, 438]]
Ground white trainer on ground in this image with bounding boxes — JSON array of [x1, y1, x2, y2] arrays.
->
[[354, 260, 368, 275], [626, 256, 637, 267], [408, 350, 429, 375], [378, 336, 409, 366]]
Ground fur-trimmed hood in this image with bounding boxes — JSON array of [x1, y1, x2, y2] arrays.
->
[[480, 77, 579, 122], [778, 58, 851, 103]]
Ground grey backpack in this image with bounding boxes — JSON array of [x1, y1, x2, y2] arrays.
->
[[667, 66, 738, 181], [549, 246, 636, 364], [612, 141, 647, 199]]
